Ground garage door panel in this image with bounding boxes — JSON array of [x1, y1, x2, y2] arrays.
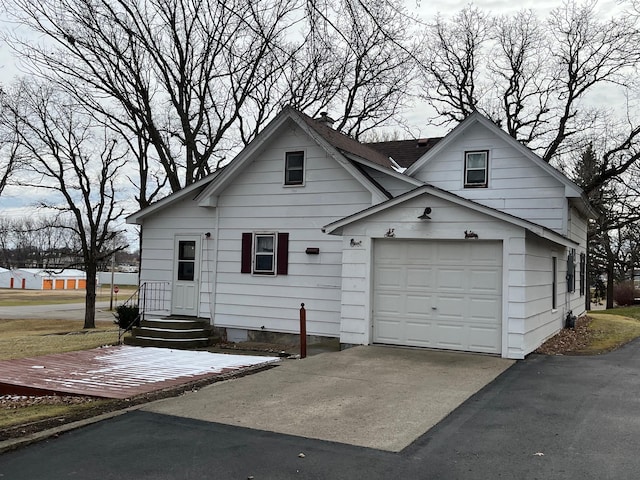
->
[[437, 295, 465, 319], [375, 318, 403, 343], [434, 323, 465, 349], [469, 269, 501, 294], [376, 293, 404, 315], [437, 268, 467, 291], [373, 240, 502, 354], [406, 294, 432, 316], [467, 326, 501, 353], [376, 266, 403, 288], [436, 244, 467, 264], [407, 267, 434, 289], [468, 243, 503, 264], [406, 322, 435, 347], [468, 296, 501, 320], [407, 243, 435, 263]]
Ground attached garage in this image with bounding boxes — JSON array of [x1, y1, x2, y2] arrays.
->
[[373, 239, 502, 354]]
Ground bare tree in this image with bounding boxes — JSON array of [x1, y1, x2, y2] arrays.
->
[[2, 0, 422, 205], [2, 0, 300, 199], [288, 0, 420, 139], [0, 104, 20, 198], [418, 2, 640, 178], [0, 80, 128, 328], [0, 215, 81, 268], [419, 5, 491, 125], [573, 143, 640, 308]]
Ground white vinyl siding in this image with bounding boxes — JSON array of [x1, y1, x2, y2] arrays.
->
[[137, 200, 216, 317], [213, 125, 374, 337], [411, 122, 568, 234]]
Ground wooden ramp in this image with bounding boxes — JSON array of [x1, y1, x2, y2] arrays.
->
[[0, 346, 279, 399]]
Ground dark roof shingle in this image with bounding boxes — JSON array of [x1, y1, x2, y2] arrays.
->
[[293, 109, 396, 169], [365, 138, 442, 168]]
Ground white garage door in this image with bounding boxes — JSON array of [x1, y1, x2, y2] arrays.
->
[[373, 240, 502, 354]]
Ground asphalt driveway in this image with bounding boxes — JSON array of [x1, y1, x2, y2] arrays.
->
[[1, 341, 640, 479]]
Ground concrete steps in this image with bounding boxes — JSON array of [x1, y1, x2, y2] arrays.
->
[[124, 317, 214, 350]]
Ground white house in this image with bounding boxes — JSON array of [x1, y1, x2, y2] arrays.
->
[[127, 108, 593, 359]]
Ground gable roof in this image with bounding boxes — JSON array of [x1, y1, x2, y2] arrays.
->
[[195, 107, 398, 206], [366, 138, 442, 169], [126, 170, 222, 224], [404, 112, 584, 199], [296, 110, 396, 169], [323, 184, 579, 248]]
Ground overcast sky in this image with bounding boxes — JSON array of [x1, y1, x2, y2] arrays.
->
[[0, 0, 632, 226]]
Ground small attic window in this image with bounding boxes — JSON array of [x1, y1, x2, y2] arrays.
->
[[464, 150, 488, 188], [284, 151, 304, 186]]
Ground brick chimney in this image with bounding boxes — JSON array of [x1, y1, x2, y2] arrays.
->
[[316, 112, 335, 128]]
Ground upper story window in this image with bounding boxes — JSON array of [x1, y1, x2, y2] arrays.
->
[[284, 151, 304, 186], [464, 150, 488, 188]]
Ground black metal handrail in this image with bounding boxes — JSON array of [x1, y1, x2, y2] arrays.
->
[[116, 281, 171, 344]]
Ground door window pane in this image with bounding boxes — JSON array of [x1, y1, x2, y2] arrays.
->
[[178, 241, 196, 280], [179, 241, 196, 260], [178, 261, 194, 281]]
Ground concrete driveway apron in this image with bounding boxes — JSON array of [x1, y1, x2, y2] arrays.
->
[[144, 345, 513, 452]]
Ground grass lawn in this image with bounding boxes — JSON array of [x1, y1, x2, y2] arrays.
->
[[0, 286, 136, 306], [0, 398, 115, 435], [0, 319, 119, 361], [579, 306, 640, 354]]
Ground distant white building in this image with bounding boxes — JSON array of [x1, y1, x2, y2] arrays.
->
[[0, 268, 87, 290]]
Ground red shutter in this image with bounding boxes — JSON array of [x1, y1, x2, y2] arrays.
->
[[277, 232, 289, 275], [241, 233, 252, 273]]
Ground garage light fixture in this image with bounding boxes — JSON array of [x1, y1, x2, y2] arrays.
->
[[418, 207, 432, 220]]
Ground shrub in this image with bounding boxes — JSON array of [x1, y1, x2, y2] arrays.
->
[[613, 281, 636, 307], [114, 304, 140, 330]]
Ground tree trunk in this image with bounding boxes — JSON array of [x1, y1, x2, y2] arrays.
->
[[606, 253, 615, 310], [585, 243, 591, 312], [84, 264, 97, 329]]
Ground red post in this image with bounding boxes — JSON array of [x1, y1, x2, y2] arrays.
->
[[299, 303, 307, 359]]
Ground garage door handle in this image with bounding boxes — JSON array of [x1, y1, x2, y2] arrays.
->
[[431, 306, 437, 310]]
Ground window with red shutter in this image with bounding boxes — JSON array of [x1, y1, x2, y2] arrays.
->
[[240, 232, 289, 275]]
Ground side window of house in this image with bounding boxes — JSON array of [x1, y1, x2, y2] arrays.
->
[[284, 151, 304, 186], [241, 232, 289, 275], [567, 249, 576, 293], [579, 253, 586, 296], [552, 256, 557, 309], [464, 150, 489, 187]]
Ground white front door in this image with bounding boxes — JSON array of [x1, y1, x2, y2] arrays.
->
[[172, 236, 201, 316], [373, 239, 503, 354]]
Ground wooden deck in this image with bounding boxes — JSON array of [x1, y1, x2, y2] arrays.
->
[[0, 346, 279, 399]]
